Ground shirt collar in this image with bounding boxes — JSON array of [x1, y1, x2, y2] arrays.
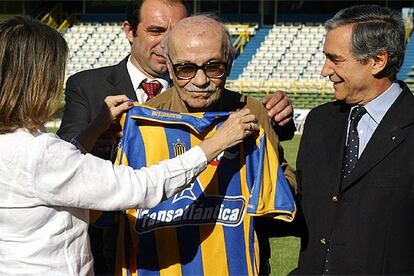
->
[[363, 82, 402, 125], [126, 56, 170, 92]]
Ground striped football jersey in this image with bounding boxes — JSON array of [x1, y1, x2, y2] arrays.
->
[[114, 104, 296, 276]]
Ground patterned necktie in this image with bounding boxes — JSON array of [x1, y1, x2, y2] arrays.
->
[[139, 78, 162, 100], [341, 106, 367, 180]]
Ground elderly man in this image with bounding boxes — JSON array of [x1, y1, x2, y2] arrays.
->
[[58, 1, 295, 273], [58, 0, 295, 160], [294, 5, 414, 274], [112, 15, 297, 276]]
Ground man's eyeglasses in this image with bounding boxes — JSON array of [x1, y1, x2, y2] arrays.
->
[[168, 55, 227, 80]]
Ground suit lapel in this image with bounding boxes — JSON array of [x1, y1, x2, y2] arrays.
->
[[342, 85, 414, 191], [107, 56, 137, 101], [324, 103, 351, 193]]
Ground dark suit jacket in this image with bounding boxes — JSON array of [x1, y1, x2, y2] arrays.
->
[[295, 82, 414, 274], [58, 56, 136, 158]]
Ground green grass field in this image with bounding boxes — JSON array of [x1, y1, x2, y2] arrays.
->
[[270, 134, 301, 276], [280, 134, 301, 169]]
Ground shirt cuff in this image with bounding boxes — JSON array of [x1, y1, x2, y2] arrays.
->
[[70, 137, 87, 154], [184, 146, 208, 175]]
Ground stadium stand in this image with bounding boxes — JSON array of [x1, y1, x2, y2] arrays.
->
[[63, 20, 414, 110], [228, 26, 269, 80], [64, 22, 129, 78], [226, 23, 258, 56], [63, 22, 256, 81], [226, 23, 334, 108], [1, 0, 412, 115], [399, 35, 414, 91], [231, 23, 325, 82]]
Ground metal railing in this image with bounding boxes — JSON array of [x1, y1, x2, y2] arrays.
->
[[39, 3, 73, 32], [226, 79, 333, 95], [229, 24, 252, 54]]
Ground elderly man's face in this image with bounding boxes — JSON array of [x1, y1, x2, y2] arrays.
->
[[167, 27, 227, 112]]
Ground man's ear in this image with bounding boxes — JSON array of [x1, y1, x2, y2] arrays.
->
[[226, 60, 233, 77], [371, 50, 388, 75], [123, 21, 134, 44], [167, 61, 174, 80]]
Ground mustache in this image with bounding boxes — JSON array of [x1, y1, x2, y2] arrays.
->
[[329, 76, 343, 83], [184, 82, 217, 92]]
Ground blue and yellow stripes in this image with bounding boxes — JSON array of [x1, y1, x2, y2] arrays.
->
[[114, 105, 296, 276]]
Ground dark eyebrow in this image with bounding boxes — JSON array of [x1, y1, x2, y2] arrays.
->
[[175, 60, 225, 67], [323, 52, 342, 61], [146, 25, 167, 33]]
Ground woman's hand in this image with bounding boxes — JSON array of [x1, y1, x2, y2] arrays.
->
[[75, 95, 133, 154], [199, 108, 259, 162], [97, 95, 133, 128]]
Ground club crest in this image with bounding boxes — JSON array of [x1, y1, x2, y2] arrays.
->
[[173, 138, 186, 156]]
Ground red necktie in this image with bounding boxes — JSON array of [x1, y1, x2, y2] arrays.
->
[[139, 79, 162, 100]]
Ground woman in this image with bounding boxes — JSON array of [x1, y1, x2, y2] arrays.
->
[[0, 16, 259, 275]]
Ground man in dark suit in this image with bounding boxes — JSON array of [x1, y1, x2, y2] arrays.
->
[[58, 0, 188, 159], [58, 0, 296, 274], [294, 4, 414, 274]]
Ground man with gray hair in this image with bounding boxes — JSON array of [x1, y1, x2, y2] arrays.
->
[[294, 5, 414, 274], [113, 15, 297, 275]]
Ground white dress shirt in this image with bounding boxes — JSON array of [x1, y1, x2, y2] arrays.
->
[[348, 82, 402, 157], [126, 56, 169, 103], [0, 128, 207, 275]]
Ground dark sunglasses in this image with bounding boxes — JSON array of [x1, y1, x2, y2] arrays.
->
[[168, 55, 227, 80]]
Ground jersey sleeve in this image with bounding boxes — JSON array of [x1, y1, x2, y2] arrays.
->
[[246, 131, 296, 222]]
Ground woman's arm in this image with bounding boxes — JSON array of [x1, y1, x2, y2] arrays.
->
[[30, 105, 259, 211]]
